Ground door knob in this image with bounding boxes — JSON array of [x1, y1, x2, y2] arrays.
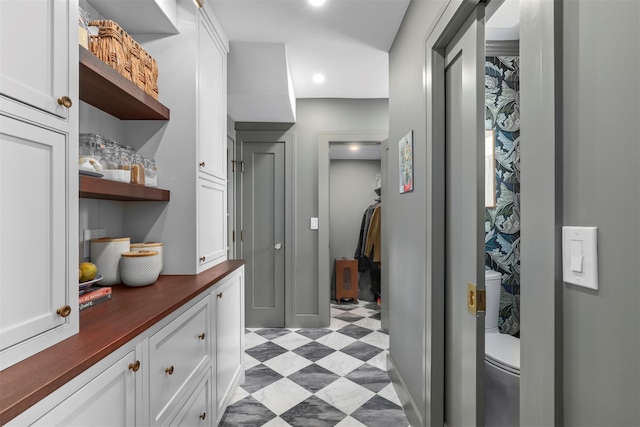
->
[[274, 242, 283, 251]]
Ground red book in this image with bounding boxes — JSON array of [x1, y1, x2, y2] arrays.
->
[[79, 286, 112, 304]]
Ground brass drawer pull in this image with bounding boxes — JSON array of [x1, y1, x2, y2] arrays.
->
[[56, 305, 71, 318], [128, 360, 140, 372], [199, 256, 206, 262], [198, 332, 206, 340], [57, 96, 72, 108], [199, 412, 206, 420], [217, 292, 222, 299], [165, 365, 174, 375], [199, 161, 205, 167]]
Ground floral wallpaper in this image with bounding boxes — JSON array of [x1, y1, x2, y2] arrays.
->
[[485, 56, 520, 336]]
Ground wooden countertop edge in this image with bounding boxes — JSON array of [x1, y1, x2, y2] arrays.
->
[[0, 260, 245, 425]]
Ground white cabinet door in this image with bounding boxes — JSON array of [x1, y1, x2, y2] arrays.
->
[[0, 0, 71, 119], [214, 269, 244, 422], [29, 350, 139, 426], [0, 114, 74, 369], [197, 176, 227, 271], [196, 10, 227, 181]]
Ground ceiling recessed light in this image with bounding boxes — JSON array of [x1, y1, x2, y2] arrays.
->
[[350, 145, 359, 151], [313, 73, 325, 84], [309, 0, 326, 6]]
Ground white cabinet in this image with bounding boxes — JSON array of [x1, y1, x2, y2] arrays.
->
[[17, 349, 141, 427], [0, 0, 72, 119], [128, 0, 229, 274], [214, 267, 245, 423], [148, 296, 211, 427], [0, 0, 79, 370], [198, 177, 227, 270], [197, 10, 227, 181]]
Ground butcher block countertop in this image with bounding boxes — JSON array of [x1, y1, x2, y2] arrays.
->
[[0, 260, 245, 425]]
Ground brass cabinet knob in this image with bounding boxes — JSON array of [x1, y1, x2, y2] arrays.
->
[[199, 412, 206, 420], [198, 332, 206, 340], [199, 256, 206, 262], [128, 360, 140, 372], [199, 161, 205, 167], [56, 305, 72, 318], [217, 293, 222, 299], [165, 365, 174, 375], [57, 96, 72, 108]]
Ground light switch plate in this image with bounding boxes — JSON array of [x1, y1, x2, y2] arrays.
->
[[562, 226, 598, 290], [310, 217, 319, 230]]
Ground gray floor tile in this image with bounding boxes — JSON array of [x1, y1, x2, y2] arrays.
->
[[340, 341, 384, 362], [280, 396, 346, 427], [351, 395, 409, 427], [295, 328, 332, 340], [334, 312, 365, 323], [246, 341, 289, 362], [293, 341, 336, 362], [255, 328, 293, 340], [337, 324, 374, 340], [288, 363, 340, 393], [345, 363, 391, 393], [242, 364, 284, 394], [219, 395, 277, 426]]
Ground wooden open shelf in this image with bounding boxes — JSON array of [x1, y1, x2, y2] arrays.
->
[[79, 175, 170, 201], [78, 47, 170, 120]]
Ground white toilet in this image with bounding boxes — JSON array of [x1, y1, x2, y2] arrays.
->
[[484, 270, 520, 427]]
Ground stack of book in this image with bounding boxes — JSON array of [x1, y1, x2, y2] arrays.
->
[[79, 286, 112, 311]]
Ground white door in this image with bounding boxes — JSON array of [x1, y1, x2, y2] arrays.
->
[[0, 0, 71, 119], [443, 4, 486, 426]]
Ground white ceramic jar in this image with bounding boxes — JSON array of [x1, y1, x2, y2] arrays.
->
[[130, 242, 163, 273], [120, 251, 160, 287], [91, 237, 130, 285]]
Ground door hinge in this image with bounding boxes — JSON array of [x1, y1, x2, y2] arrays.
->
[[232, 230, 235, 242], [241, 230, 244, 241], [231, 160, 236, 172], [239, 161, 245, 173], [467, 282, 486, 317]]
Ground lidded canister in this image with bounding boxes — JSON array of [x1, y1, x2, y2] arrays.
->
[[130, 242, 163, 273], [120, 250, 160, 287], [90, 237, 130, 285]]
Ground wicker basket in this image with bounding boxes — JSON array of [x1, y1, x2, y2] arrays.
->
[[89, 20, 159, 99]]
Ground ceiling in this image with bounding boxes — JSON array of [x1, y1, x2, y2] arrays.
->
[[209, 0, 411, 122]]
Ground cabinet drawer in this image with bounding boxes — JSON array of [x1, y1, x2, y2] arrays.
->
[[149, 296, 211, 426], [168, 368, 212, 427]]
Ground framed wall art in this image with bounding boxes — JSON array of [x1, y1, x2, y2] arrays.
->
[[399, 130, 413, 193]]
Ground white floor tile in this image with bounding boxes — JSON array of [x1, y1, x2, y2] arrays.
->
[[252, 378, 312, 415], [353, 317, 381, 331], [359, 331, 389, 350], [244, 354, 261, 369], [378, 383, 402, 407], [366, 350, 388, 371], [316, 331, 357, 350], [245, 332, 269, 349], [316, 351, 365, 377], [263, 351, 313, 377], [271, 332, 313, 351], [335, 416, 368, 427], [262, 417, 292, 427], [316, 378, 375, 415], [330, 318, 351, 330], [228, 385, 250, 406]]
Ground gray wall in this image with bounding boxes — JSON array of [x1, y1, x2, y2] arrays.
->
[[561, 1, 640, 425], [329, 159, 381, 302], [387, 1, 446, 423], [286, 99, 388, 323]]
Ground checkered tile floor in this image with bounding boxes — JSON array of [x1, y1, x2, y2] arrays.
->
[[220, 301, 409, 427]]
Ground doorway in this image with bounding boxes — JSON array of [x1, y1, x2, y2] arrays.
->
[[318, 131, 389, 327], [237, 129, 295, 328]]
